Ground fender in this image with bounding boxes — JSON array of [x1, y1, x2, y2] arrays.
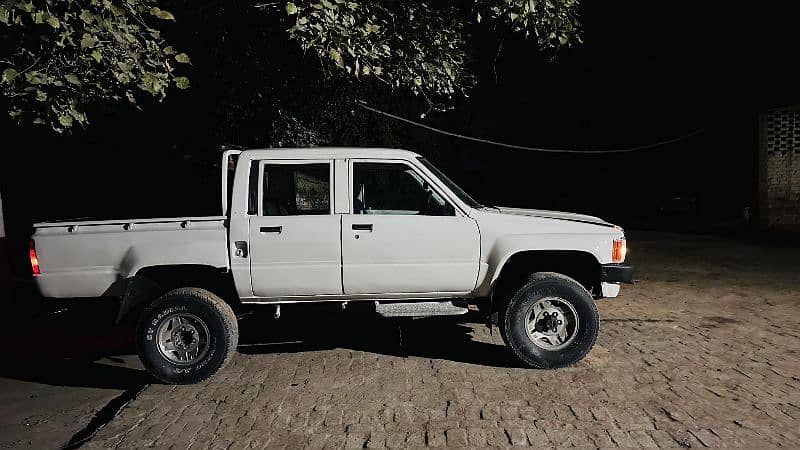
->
[[474, 233, 610, 297]]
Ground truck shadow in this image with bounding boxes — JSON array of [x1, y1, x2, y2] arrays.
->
[[237, 305, 523, 369], [0, 299, 521, 390], [0, 297, 148, 390]]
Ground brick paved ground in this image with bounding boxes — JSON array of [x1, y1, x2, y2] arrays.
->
[[85, 232, 800, 448]]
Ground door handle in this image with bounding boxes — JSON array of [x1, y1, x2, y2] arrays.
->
[[260, 226, 283, 234], [352, 224, 373, 231]]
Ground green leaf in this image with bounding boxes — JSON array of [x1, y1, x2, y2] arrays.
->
[[68, 106, 86, 123], [35, 89, 47, 101], [285, 2, 298, 15], [58, 115, 73, 128], [17, 2, 33, 13], [65, 73, 81, 85], [1, 68, 18, 84], [24, 71, 45, 84], [0, 6, 9, 25], [175, 53, 191, 64], [149, 7, 175, 21], [107, 3, 124, 16], [329, 48, 343, 66], [46, 15, 60, 29], [163, 46, 176, 55], [80, 33, 98, 49], [79, 9, 94, 24], [90, 50, 102, 62], [174, 76, 190, 89]]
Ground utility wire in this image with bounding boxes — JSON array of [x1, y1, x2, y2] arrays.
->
[[356, 100, 705, 154]]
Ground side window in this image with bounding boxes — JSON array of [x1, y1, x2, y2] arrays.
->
[[352, 162, 455, 216], [261, 163, 330, 216]]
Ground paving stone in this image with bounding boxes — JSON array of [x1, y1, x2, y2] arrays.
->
[[444, 428, 468, 447], [83, 235, 800, 448]]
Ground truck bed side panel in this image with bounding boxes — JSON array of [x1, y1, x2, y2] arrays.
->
[[34, 218, 228, 298]]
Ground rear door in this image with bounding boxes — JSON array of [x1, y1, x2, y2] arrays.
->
[[249, 160, 342, 298], [341, 160, 480, 296]]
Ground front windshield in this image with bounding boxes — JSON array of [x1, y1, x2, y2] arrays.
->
[[417, 157, 483, 209]]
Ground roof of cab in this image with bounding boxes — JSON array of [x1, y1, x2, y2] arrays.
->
[[239, 147, 422, 160]]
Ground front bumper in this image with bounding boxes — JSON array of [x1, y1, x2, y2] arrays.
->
[[601, 263, 635, 284]]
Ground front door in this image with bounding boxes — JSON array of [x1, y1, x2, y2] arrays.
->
[[249, 160, 342, 298], [341, 160, 480, 295]]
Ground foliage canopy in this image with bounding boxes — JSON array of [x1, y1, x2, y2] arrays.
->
[[1, 0, 581, 134], [0, 0, 188, 132]]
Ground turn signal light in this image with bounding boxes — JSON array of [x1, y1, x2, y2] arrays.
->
[[612, 238, 626, 263], [30, 240, 40, 275]]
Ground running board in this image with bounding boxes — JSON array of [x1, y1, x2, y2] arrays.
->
[[375, 301, 468, 318]]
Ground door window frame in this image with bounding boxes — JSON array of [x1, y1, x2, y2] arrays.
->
[[347, 159, 465, 217], [256, 159, 335, 217]]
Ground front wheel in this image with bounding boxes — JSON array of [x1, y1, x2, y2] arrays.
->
[[135, 288, 238, 384], [500, 272, 599, 369]]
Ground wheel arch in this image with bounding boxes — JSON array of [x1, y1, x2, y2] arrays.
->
[[116, 264, 238, 324], [489, 250, 602, 311]]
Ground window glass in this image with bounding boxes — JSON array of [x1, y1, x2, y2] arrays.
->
[[417, 157, 482, 209], [262, 163, 330, 216], [247, 160, 259, 215], [352, 162, 455, 216]]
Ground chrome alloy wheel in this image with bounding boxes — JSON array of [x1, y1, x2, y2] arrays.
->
[[156, 313, 211, 365], [525, 297, 580, 350]]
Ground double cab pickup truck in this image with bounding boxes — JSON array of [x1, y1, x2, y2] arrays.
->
[[31, 148, 633, 384]]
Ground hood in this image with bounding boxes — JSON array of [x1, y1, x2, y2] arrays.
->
[[486, 207, 616, 228]]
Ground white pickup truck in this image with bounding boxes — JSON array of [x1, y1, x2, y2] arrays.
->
[[31, 148, 633, 384]]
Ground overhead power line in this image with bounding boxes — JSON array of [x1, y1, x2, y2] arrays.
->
[[356, 100, 705, 154]]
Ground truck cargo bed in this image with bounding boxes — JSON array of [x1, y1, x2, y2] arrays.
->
[[33, 216, 229, 298]]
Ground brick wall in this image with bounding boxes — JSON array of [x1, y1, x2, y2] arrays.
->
[[759, 106, 800, 229]]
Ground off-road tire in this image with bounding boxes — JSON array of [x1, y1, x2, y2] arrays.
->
[[135, 287, 238, 384], [500, 272, 599, 369]]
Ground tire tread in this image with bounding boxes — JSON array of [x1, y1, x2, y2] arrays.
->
[[136, 287, 238, 384], [501, 272, 599, 369]]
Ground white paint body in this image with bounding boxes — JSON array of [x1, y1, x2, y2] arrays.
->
[[33, 148, 626, 301]]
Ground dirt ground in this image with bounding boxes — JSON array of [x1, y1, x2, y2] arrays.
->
[[0, 301, 147, 449], [1, 231, 799, 448]]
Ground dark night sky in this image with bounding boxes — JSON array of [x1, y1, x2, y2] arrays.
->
[[2, 1, 799, 274]]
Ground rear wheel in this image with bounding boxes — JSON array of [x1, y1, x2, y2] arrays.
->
[[136, 288, 238, 384], [500, 272, 599, 369]]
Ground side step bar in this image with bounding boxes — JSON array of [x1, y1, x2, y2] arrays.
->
[[375, 301, 468, 318]]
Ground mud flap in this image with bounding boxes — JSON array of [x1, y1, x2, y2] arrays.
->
[[115, 275, 162, 324]]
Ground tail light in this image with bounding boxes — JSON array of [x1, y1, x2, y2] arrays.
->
[[612, 238, 627, 263], [30, 240, 40, 275]]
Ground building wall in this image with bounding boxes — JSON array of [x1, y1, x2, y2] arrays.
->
[[760, 106, 800, 229]]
